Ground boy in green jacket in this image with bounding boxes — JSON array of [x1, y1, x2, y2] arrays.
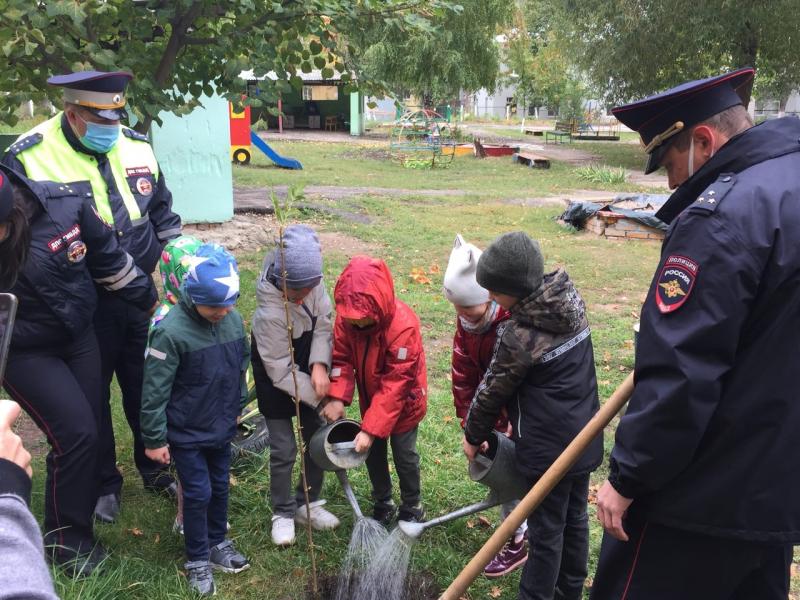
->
[[141, 243, 250, 596]]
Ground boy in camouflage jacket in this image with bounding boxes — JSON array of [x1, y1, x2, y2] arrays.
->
[[462, 232, 602, 600]]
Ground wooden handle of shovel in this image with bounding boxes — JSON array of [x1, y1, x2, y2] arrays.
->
[[439, 371, 635, 600]]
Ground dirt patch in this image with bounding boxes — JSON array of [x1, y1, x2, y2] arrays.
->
[[184, 213, 377, 256], [308, 570, 440, 600], [423, 333, 454, 360], [339, 148, 394, 161], [235, 185, 465, 213]]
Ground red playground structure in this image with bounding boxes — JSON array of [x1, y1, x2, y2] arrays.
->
[[228, 102, 302, 169]]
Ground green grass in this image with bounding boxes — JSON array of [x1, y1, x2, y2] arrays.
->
[[233, 139, 652, 197], [24, 135, 667, 599]]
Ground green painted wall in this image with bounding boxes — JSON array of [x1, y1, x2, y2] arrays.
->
[[150, 93, 233, 223]]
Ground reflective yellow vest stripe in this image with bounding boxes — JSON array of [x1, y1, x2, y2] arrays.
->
[[14, 113, 159, 226]]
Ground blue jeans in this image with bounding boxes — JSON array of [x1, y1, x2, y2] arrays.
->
[[171, 445, 231, 562]]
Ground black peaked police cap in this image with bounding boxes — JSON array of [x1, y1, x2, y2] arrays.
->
[[612, 67, 755, 174]]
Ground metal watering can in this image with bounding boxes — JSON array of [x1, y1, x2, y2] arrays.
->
[[399, 430, 527, 539], [309, 419, 369, 519]]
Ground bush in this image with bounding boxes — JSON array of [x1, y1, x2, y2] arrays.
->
[[574, 164, 627, 184]]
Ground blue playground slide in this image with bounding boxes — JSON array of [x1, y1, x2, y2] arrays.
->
[[250, 131, 303, 170]]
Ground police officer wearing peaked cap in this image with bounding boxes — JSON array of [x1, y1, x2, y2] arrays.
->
[[2, 70, 183, 523], [590, 67, 800, 599]]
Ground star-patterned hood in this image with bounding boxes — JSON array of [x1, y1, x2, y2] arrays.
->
[[182, 243, 240, 307]]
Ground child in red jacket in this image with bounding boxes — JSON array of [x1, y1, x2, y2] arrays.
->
[[325, 256, 427, 525], [444, 234, 527, 578]]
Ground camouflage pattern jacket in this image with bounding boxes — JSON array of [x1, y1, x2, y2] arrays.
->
[[464, 269, 603, 479]]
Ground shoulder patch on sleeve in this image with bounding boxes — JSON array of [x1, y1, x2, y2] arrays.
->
[[122, 128, 150, 142], [146, 347, 167, 360], [397, 347, 408, 360], [655, 255, 699, 313], [688, 173, 736, 216], [7, 133, 43, 155]]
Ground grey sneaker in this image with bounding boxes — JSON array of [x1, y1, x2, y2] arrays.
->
[[185, 561, 216, 596], [209, 540, 250, 574]]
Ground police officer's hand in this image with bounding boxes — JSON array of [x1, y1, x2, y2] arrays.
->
[[0, 400, 32, 478], [145, 445, 171, 465], [596, 479, 633, 541]]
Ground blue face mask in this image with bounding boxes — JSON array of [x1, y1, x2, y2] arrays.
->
[[76, 113, 120, 153]]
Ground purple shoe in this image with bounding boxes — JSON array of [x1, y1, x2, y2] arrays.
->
[[483, 538, 528, 578]]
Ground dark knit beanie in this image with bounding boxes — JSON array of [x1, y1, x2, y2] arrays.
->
[[476, 231, 544, 298]]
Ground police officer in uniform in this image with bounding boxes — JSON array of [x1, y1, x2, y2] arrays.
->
[[2, 71, 182, 523], [590, 67, 800, 599], [0, 164, 158, 575]]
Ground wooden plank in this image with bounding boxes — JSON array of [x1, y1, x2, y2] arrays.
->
[[512, 152, 550, 169]]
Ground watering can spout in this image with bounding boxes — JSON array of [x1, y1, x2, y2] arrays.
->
[[397, 519, 426, 539]]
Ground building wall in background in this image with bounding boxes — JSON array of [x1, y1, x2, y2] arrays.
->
[[151, 93, 233, 224]]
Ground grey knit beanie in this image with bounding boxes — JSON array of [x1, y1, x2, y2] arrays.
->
[[270, 224, 323, 289], [476, 231, 544, 298]]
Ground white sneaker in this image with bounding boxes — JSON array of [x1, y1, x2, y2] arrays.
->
[[294, 499, 341, 531], [271, 515, 296, 546]]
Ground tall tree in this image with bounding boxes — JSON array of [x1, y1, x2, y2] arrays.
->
[[503, 3, 584, 119], [350, 0, 510, 105], [542, 0, 800, 106], [0, 0, 455, 130]]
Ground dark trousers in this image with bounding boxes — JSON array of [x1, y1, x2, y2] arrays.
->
[[265, 410, 326, 517], [590, 505, 792, 600], [94, 292, 164, 494], [519, 473, 590, 600], [365, 427, 421, 510], [172, 445, 231, 562], [3, 330, 101, 556]]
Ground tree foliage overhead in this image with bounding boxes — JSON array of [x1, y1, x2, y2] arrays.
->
[[542, 0, 800, 105], [351, 0, 509, 104], [0, 0, 456, 129], [503, 4, 585, 118]]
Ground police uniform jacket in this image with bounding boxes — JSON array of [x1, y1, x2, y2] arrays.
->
[[4, 177, 158, 349], [464, 269, 603, 480], [2, 113, 182, 275], [609, 117, 800, 542]]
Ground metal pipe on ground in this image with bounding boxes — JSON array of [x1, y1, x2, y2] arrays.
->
[[438, 372, 635, 600]]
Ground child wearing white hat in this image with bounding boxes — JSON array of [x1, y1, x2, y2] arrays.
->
[[443, 234, 528, 578]]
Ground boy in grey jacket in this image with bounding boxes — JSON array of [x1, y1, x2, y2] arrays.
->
[[250, 225, 340, 546]]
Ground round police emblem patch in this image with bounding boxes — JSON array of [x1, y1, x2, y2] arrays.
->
[[656, 255, 698, 313], [136, 177, 153, 196], [67, 240, 87, 263]]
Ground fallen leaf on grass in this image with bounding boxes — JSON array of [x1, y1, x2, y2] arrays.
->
[[429, 263, 441, 274], [588, 484, 600, 505], [489, 586, 502, 598], [229, 474, 238, 487], [128, 528, 144, 537], [477, 515, 492, 528], [466, 519, 476, 529], [623, 339, 634, 349], [443, 415, 454, 424], [434, 458, 442, 465], [410, 267, 432, 285], [154, 533, 160, 544]]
